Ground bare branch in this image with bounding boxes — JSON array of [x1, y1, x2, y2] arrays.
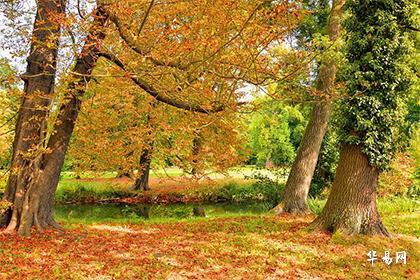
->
[[137, 0, 155, 36]]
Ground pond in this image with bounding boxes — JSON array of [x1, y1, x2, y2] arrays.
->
[[54, 202, 275, 224]]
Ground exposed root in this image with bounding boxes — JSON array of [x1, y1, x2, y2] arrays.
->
[[309, 214, 391, 237], [271, 203, 311, 216], [47, 218, 65, 232], [5, 209, 18, 233], [34, 213, 44, 233]]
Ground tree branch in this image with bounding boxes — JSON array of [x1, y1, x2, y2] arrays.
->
[[98, 52, 225, 114], [137, 0, 155, 36], [108, 11, 189, 70]]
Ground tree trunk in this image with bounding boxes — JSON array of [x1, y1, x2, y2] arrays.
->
[[276, 101, 331, 214], [274, 0, 345, 215], [190, 132, 203, 176], [131, 148, 152, 191], [1, 0, 66, 226], [3, 7, 109, 236], [310, 144, 389, 236], [131, 108, 155, 191]]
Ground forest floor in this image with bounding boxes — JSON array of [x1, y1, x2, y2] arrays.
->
[[0, 168, 418, 279], [0, 211, 418, 279]]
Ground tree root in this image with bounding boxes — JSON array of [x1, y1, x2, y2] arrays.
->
[[271, 203, 311, 216], [309, 214, 391, 237]]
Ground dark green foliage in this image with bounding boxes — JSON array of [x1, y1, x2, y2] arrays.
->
[[55, 182, 134, 204], [209, 179, 284, 205], [311, 107, 342, 196], [296, 0, 331, 44], [312, 130, 340, 192], [247, 100, 307, 167], [339, 0, 415, 170]]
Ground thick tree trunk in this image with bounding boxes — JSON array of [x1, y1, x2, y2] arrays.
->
[[3, 7, 109, 236], [1, 0, 65, 226], [131, 148, 152, 191], [310, 144, 389, 236], [274, 0, 345, 215]]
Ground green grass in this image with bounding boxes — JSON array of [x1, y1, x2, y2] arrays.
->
[[54, 194, 419, 238], [55, 181, 135, 204], [54, 202, 275, 226], [379, 196, 419, 236], [54, 176, 285, 205]]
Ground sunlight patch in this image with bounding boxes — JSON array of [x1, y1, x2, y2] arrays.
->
[[89, 225, 137, 233]]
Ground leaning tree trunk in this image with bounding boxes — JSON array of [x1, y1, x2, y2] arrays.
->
[[4, 7, 109, 236], [310, 144, 389, 236], [131, 147, 152, 191], [1, 0, 66, 227], [276, 102, 331, 214], [274, 0, 345, 215]]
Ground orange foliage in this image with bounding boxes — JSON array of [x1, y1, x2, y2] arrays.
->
[[67, 0, 304, 175]]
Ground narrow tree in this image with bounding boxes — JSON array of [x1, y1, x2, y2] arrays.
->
[[190, 130, 204, 176], [131, 112, 154, 191], [131, 146, 153, 191], [311, 0, 413, 235], [275, 0, 345, 214]]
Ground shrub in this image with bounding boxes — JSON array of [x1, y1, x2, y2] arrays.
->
[[209, 173, 284, 205]]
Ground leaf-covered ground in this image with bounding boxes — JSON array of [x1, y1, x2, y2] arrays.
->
[[0, 214, 418, 279]]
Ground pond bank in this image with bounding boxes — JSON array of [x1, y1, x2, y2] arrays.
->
[[55, 177, 284, 205]]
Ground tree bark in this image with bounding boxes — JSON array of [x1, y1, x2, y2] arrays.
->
[[3, 7, 109, 236], [131, 147, 152, 191], [190, 131, 203, 176], [276, 102, 332, 214], [274, 0, 345, 215], [310, 144, 389, 236], [1, 0, 66, 227]]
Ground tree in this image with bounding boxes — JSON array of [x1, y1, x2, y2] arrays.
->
[[0, 0, 303, 236], [65, 0, 304, 188], [274, 0, 345, 214], [68, 76, 248, 185], [311, 0, 415, 236], [131, 109, 154, 191], [1, 0, 67, 230], [2, 3, 109, 235], [247, 97, 306, 168]]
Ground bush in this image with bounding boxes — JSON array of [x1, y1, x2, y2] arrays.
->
[[55, 181, 133, 203], [209, 173, 284, 205]]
